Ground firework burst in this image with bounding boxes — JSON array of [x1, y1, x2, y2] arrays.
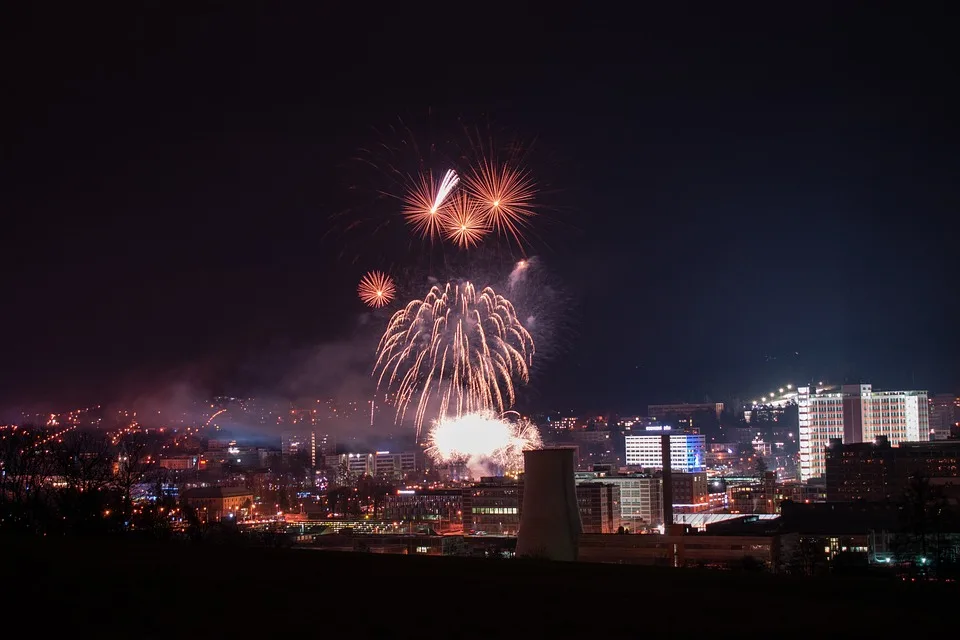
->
[[425, 410, 542, 475], [357, 271, 396, 308], [374, 282, 534, 440], [464, 157, 536, 249], [402, 169, 459, 241], [443, 192, 490, 249]]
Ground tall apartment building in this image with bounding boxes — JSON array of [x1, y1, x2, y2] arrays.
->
[[624, 431, 705, 473], [798, 383, 929, 482]]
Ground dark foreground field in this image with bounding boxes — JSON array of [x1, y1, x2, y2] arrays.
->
[[3, 536, 955, 637]]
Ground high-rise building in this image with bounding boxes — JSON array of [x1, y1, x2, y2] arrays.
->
[[797, 383, 929, 482], [624, 431, 705, 473]]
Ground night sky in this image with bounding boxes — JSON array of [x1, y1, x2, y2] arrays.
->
[[3, 5, 957, 411]]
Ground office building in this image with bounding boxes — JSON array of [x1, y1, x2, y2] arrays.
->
[[576, 482, 621, 534], [624, 431, 705, 473], [462, 477, 522, 535], [383, 489, 462, 526], [797, 383, 929, 482], [335, 451, 419, 480], [671, 472, 709, 513], [575, 472, 663, 530]]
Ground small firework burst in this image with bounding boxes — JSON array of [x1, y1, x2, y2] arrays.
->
[[357, 271, 396, 308]]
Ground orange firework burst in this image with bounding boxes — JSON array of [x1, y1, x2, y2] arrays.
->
[[464, 158, 536, 248], [443, 192, 489, 249], [402, 169, 459, 241], [357, 271, 396, 308]]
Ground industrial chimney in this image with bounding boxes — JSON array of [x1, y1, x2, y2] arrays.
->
[[516, 448, 582, 561], [661, 433, 673, 528]]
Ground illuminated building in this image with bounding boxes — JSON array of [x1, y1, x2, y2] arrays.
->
[[157, 455, 198, 471], [383, 489, 462, 526], [624, 431, 705, 473], [335, 451, 419, 480], [798, 384, 930, 481], [462, 477, 521, 535], [182, 486, 253, 522], [727, 473, 777, 514], [281, 431, 308, 458], [576, 482, 621, 534], [311, 431, 335, 468], [671, 472, 709, 513]]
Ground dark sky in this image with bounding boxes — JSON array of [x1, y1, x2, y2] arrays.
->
[[2, 5, 957, 411]]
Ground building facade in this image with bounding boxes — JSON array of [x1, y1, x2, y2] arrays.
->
[[383, 489, 462, 526], [182, 486, 253, 522], [462, 477, 521, 535], [576, 483, 621, 534], [575, 472, 663, 530], [624, 432, 705, 473], [798, 383, 929, 481], [335, 451, 419, 480], [671, 472, 709, 513], [825, 437, 960, 501]]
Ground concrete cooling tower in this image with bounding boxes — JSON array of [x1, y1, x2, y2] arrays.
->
[[516, 447, 582, 561]]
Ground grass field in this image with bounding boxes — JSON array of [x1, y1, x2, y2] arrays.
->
[[3, 536, 955, 637]]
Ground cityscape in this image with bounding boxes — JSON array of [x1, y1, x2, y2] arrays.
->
[[3, 3, 957, 636], [3, 385, 958, 568]]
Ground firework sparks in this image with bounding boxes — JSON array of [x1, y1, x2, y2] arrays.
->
[[402, 169, 459, 241], [358, 271, 396, 308], [204, 408, 227, 427], [374, 282, 534, 440], [464, 158, 536, 248], [425, 410, 542, 475], [443, 192, 490, 249]]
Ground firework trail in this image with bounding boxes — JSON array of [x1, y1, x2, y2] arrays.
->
[[424, 410, 542, 476], [374, 282, 534, 440], [358, 270, 397, 308], [402, 169, 459, 241], [205, 408, 227, 427]]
